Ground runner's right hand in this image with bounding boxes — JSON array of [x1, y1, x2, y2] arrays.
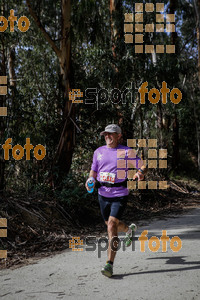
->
[[85, 177, 96, 192]]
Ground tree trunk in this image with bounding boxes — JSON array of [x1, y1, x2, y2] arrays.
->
[[170, 0, 180, 169], [110, 0, 125, 126], [172, 113, 180, 169], [110, 0, 117, 60], [197, 27, 200, 83], [8, 46, 17, 126], [197, 0, 200, 84], [157, 101, 163, 147], [109, 0, 124, 81], [0, 4, 7, 191], [55, 0, 75, 178], [8, 47, 16, 89], [196, 0, 200, 169], [26, 0, 75, 185], [193, 0, 200, 170], [191, 93, 200, 170], [169, 0, 178, 46]]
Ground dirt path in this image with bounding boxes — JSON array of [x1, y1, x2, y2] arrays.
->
[[1, 207, 200, 300]]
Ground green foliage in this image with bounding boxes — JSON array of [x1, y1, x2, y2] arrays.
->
[[0, 0, 199, 195]]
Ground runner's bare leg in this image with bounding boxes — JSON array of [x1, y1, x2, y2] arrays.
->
[[117, 221, 129, 232], [105, 220, 128, 233], [107, 216, 119, 262]]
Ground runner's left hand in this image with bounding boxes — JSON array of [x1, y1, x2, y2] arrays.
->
[[133, 172, 144, 181]]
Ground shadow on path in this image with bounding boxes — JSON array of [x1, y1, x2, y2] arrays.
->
[[111, 256, 200, 280]]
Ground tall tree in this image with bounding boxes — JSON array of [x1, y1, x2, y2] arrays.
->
[[0, 31, 6, 191], [170, 0, 180, 169], [26, 0, 75, 185], [109, 0, 126, 125], [193, 0, 200, 169], [194, 0, 200, 83]]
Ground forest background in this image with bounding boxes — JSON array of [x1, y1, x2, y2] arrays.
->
[[0, 0, 200, 267]]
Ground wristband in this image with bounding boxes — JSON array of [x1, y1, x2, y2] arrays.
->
[[138, 168, 144, 174]]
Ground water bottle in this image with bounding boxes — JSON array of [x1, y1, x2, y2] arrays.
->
[[87, 177, 95, 193]]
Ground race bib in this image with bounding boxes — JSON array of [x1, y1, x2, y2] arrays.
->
[[100, 172, 115, 184]]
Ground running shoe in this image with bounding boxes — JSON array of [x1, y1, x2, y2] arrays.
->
[[124, 223, 137, 247], [101, 263, 113, 278]]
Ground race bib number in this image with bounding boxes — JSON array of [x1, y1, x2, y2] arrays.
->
[[100, 172, 115, 184]]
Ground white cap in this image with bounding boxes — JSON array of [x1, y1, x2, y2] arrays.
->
[[100, 124, 122, 136]]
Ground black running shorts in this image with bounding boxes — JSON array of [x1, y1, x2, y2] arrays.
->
[[98, 194, 128, 221]]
